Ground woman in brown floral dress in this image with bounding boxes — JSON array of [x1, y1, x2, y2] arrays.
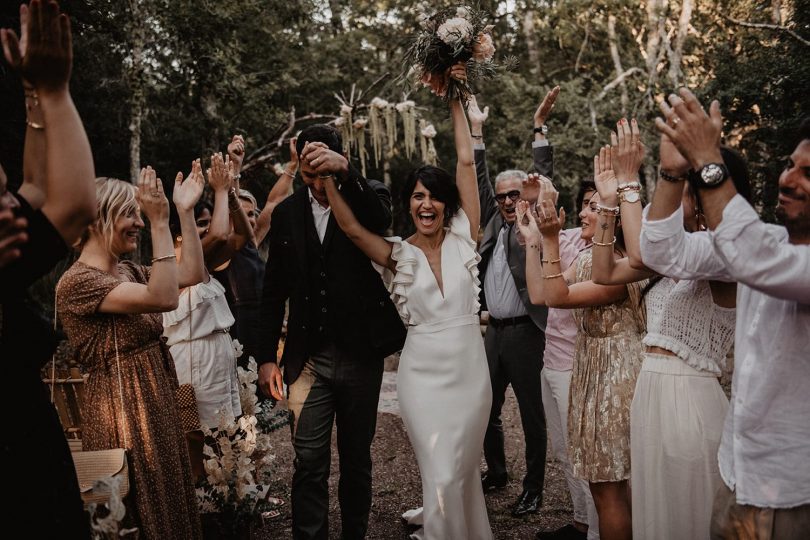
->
[[518, 187, 646, 540], [57, 169, 206, 539]]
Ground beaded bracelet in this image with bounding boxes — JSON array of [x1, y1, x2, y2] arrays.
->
[[659, 169, 688, 183], [151, 254, 176, 264], [596, 204, 620, 216], [543, 272, 563, 280], [617, 181, 641, 192]]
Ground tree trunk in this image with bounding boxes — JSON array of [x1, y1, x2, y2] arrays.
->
[[667, 0, 694, 87], [607, 15, 629, 115], [772, 0, 783, 24], [126, 0, 146, 185], [645, 0, 667, 93], [523, 10, 540, 76], [328, 0, 343, 34]]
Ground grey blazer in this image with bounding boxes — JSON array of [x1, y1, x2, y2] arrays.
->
[[477, 143, 553, 331]]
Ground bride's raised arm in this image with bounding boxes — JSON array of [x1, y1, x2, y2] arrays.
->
[[449, 64, 479, 238], [323, 177, 395, 271]]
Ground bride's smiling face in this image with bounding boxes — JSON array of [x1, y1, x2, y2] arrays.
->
[[410, 180, 446, 236]]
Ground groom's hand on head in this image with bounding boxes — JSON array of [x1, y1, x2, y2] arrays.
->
[[301, 142, 349, 180]]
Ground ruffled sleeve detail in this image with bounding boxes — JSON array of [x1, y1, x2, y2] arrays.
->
[[162, 278, 227, 328], [447, 208, 482, 314], [373, 237, 418, 325]]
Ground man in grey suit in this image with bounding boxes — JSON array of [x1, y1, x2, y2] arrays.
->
[[469, 88, 559, 517]]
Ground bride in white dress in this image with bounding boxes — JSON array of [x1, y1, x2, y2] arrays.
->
[[321, 64, 493, 540]]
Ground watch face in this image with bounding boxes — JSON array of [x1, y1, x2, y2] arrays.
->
[[701, 163, 726, 186], [622, 190, 640, 203]]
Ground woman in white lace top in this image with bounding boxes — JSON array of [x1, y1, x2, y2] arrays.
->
[[590, 123, 748, 540]]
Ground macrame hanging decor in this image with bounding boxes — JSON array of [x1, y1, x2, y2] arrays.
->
[[419, 119, 438, 166], [353, 117, 369, 177], [368, 98, 388, 167], [385, 102, 398, 153], [338, 104, 354, 154], [396, 100, 417, 159]]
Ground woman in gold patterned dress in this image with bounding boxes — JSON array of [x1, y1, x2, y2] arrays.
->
[[57, 170, 206, 539], [518, 182, 646, 540]]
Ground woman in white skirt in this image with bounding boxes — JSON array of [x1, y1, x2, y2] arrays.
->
[[590, 122, 749, 539]]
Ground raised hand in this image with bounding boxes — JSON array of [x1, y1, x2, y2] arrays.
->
[[533, 174, 559, 206], [449, 62, 467, 85], [654, 88, 723, 169], [594, 146, 618, 207], [515, 199, 540, 244], [227, 134, 245, 172], [536, 198, 565, 238], [136, 166, 169, 224], [534, 86, 560, 126], [611, 118, 645, 182], [288, 136, 299, 165], [1, 0, 72, 94], [207, 153, 231, 193], [173, 159, 204, 212], [300, 142, 348, 177], [466, 94, 489, 128], [659, 133, 690, 178]]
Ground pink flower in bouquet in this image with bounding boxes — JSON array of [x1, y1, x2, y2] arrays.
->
[[472, 32, 496, 62], [420, 71, 449, 97]]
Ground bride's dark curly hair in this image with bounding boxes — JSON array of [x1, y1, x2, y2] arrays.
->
[[400, 165, 461, 223]]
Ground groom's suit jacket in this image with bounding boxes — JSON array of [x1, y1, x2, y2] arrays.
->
[[258, 167, 406, 385], [477, 143, 554, 331]]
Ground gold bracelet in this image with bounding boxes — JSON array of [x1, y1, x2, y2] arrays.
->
[[282, 169, 296, 179], [541, 257, 561, 264], [543, 272, 564, 279], [26, 120, 44, 130], [593, 237, 616, 247], [151, 254, 176, 264]]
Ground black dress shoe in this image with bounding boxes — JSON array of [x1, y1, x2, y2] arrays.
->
[[535, 524, 587, 540], [480, 471, 507, 492], [511, 489, 542, 517]]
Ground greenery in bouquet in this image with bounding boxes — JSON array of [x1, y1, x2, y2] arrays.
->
[[402, 4, 515, 101], [195, 346, 285, 533]]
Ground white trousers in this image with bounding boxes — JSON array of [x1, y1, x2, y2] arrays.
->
[[541, 367, 600, 539]]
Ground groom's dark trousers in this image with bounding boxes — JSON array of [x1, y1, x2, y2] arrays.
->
[[259, 171, 406, 540]]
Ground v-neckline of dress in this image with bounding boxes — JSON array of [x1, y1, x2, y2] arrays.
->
[[407, 238, 447, 300]]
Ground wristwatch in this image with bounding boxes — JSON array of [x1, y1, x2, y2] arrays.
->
[[689, 162, 729, 188], [532, 125, 548, 136], [619, 190, 640, 204]]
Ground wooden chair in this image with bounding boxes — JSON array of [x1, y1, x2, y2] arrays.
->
[[43, 367, 86, 451]]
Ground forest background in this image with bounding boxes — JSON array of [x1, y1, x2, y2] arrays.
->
[[0, 0, 808, 298]]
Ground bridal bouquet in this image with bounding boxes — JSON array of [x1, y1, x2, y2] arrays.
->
[[402, 5, 513, 101]]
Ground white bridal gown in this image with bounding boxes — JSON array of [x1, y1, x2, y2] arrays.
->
[[376, 209, 493, 540]]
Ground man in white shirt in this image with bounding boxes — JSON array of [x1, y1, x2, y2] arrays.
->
[[639, 89, 810, 538]]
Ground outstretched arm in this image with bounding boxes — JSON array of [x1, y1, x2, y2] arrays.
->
[[590, 132, 654, 285], [448, 64, 478, 238], [2, 1, 95, 244], [172, 163, 206, 287], [467, 94, 497, 227], [323, 176, 394, 270], [255, 138, 298, 245], [535, 199, 627, 308]]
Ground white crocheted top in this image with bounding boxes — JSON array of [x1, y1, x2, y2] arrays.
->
[[642, 277, 736, 375]]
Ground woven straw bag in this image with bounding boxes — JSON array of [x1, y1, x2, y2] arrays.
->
[[50, 300, 130, 506]]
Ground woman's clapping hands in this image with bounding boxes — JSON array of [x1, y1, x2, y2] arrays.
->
[[173, 160, 205, 212], [136, 167, 169, 223]]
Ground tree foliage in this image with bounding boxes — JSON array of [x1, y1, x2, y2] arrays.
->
[[1, 0, 808, 231]]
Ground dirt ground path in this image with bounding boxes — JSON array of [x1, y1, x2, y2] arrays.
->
[[253, 379, 574, 540]]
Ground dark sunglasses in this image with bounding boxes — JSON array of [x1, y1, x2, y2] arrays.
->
[[494, 190, 521, 203]]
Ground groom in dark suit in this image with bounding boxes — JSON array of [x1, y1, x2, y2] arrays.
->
[[469, 88, 559, 517], [257, 124, 406, 540]]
